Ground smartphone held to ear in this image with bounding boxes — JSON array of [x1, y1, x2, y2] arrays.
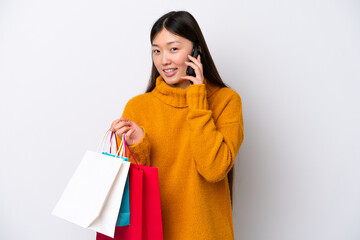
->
[[186, 45, 200, 78]]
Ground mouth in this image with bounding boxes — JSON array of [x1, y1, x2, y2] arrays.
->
[[163, 68, 177, 73], [163, 68, 178, 77]]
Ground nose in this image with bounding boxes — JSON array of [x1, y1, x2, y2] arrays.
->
[[161, 52, 171, 65]]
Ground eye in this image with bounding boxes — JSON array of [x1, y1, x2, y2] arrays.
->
[[171, 47, 178, 52], [152, 49, 160, 54]]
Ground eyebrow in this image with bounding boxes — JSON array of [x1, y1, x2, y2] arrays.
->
[[152, 41, 183, 47]]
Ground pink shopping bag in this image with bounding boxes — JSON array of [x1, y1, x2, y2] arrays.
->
[[96, 137, 163, 240]]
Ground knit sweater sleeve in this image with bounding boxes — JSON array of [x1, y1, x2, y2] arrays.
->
[[186, 84, 244, 182], [120, 100, 151, 166]]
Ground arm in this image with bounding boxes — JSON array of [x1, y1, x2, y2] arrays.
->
[[116, 101, 151, 166], [186, 84, 244, 182]]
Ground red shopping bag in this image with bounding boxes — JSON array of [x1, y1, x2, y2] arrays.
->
[[96, 137, 163, 240]]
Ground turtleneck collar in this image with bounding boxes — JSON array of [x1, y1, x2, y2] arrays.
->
[[151, 75, 219, 108]]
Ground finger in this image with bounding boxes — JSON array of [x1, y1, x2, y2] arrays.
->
[[111, 118, 130, 129], [119, 117, 130, 122], [114, 120, 131, 130], [115, 126, 131, 138], [184, 62, 203, 83], [187, 55, 203, 69], [184, 61, 200, 73], [126, 128, 135, 137], [119, 117, 132, 127], [110, 118, 121, 131], [125, 128, 135, 144], [185, 61, 203, 76]]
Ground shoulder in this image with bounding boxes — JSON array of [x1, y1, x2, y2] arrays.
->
[[210, 86, 242, 106], [218, 87, 241, 99], [125, 92, 153, 108], [122, 92, 154, 121]]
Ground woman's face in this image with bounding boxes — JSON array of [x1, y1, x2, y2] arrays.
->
[[152, 28, 194, 89]]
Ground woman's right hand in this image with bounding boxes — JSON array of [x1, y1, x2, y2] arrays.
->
[[110, 117, 144, 146]]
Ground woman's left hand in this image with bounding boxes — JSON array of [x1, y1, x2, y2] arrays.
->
[[181, 54, 204, 85]]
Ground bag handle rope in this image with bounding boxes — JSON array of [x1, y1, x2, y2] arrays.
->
[[98, 129, 139, 165]]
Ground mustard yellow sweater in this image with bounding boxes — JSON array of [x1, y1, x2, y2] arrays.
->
[[121, 75, 244, 240]]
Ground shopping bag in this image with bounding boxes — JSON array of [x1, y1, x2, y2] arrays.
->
[[111, 133, 130, 227], [100, 152, 130, 227], [116, 169, 130, 226], [96, 137, 164, 240], [52, 130, 130, 238]]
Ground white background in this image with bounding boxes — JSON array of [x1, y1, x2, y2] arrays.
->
[[1, 0, 359, 239]]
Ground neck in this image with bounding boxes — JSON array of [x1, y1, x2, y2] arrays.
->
[[169, 80, 192, 89], [151, 75, 220, 108]]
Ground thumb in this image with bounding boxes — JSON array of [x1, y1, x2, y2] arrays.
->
[[126, 128, 135, 142]]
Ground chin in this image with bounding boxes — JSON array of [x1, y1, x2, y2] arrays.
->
[[161, 75, 180, 84]]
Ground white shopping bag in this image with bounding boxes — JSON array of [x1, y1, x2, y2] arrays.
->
[[52, 131, 130, 238]]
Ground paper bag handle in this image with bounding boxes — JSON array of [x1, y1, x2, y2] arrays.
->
[[123, 135, 139, 165], [97, 129, 125, 157], [98, 129, 138, 165], [117, 134, 127, 158], [98, 129, 112, 153]]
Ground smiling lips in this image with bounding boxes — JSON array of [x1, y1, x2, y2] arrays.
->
[[163, 68, 178, 77]]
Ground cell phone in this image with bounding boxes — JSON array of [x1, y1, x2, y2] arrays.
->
[[186, 45, 200, 77]]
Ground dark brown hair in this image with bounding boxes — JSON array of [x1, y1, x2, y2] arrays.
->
[[146, 11, 234, 203], [146, 11, 229, 91]]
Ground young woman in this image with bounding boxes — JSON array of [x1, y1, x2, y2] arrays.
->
[[110, 11, 243, 240]]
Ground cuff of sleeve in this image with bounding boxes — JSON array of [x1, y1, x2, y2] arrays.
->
[[186, 84, 209, 110], [128, 127, 151, 166]]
